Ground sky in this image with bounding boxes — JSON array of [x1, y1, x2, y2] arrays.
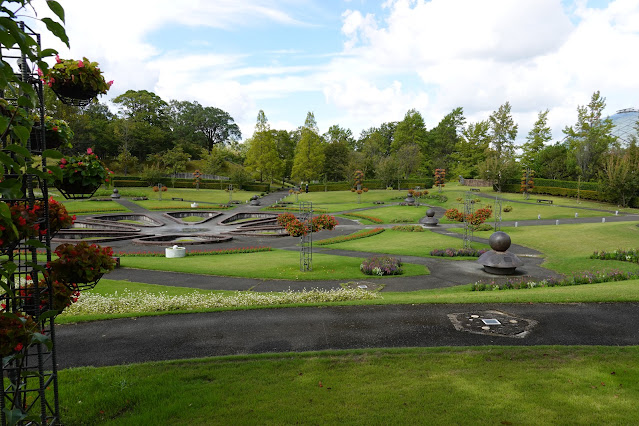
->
[[25, 0, 639, 146]]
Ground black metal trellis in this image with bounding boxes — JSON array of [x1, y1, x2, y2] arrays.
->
[[0, 22, 60, 425], [299, 202, 312, 271], [463, 192, 474, 249], [494, 197, 503, 231]]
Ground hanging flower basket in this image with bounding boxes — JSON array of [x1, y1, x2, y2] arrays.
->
[[55, 179, 101, 200], [35, 197, 75, 237], [0, 202, 43, 254], [40, 56, 113, 107], [0, 312, 38, 358], [19, 277, 79, 316], [54, 148, 112, 200], [47, 242, 117, 291]]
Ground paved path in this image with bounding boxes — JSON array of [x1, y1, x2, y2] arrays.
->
[[56, 302, 639, 369]]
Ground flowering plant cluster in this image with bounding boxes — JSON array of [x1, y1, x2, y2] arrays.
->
[[434, 168, 446, 188], [285, 218, 309, 237], [503, 205, 513, 212], [311, 214, 338, 231], [471, 269, 638, 291], [63, 287, 381, 316], [343, 213, 383, 224], [520, 169, 535, 193], [277, 213, 296, 228], [40, 56, 113, 97], [353, 170, 364, 189], [360, 256, 403, 276], [466, 207, 492, 226], [37, 197, 75, 235], [42, 116, 74, 149], [57, 148, 113, 188], [0, 202, 45, 248], [48, 242, 116, 285], [445, 208, 464, 222], [430, 248, 488, 257], [0, 312, 39, 358], [591, 249, 639, 263], [116, 246, 272, 257], [391, 225, 424, 232], [316, 228, 385, 246], [20, 277, 79, 314]]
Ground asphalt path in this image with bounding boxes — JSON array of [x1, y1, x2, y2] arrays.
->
[[56, 302, 639, 369]]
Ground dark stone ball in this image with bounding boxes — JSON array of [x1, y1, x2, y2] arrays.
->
[[489, 231, 511, 252], [112, 188, 119, 194], [426, 209, 435, 217]]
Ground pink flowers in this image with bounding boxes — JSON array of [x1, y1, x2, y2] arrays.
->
[[87, 148, 93, 155], [107, 80, 114, 87], [55, 54, 62, 63], [77, 60, 84, 68]]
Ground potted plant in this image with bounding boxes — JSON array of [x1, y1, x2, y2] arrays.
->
[[0, 202, 42, 252], [19, 276, 80, 316], [35, 197, 75, 236], [47, 241, 117, 290], [55, 148, 113, 199], [0, 312, 39, 358], [40, 56, 113, 105]]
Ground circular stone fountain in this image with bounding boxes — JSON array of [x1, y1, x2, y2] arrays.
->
[[477, 231, 524, 275]]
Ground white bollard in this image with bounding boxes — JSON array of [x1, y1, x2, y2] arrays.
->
[[515, 222, 518, 227], [615, 211, 619, 216], [602, 218, 606, 223], [537, 214, 541, 220], [575, 213, 578, 218], [556, 220, 559, 225]]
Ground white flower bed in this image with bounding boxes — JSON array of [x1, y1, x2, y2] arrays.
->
[[62, 288, 382, 315]]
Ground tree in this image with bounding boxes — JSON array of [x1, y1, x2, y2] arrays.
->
[[170, 100, 241, 153], [427, 107, 466, 172], [291, 112, 325, 182], [488, 101, 518, 158], [479, 152, 519, 191], [449, 120, 490, 179], [244, 110, 282, 182], [563, 91, 617, 181], [112, 146, 138, 176], [159, 146, 191, 186], [521, 109, 551, 168], [322, 125, 353, 182], [392, 109, 428, 153], [536, 143, 570, 180], [202, 147, 226, 176], [357, 122, 396, 178], [601, 143, 639, 207], [273, 129, 296, 181]]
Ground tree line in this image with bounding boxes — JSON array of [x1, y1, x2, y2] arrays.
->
[[48, 87, 639, 205]]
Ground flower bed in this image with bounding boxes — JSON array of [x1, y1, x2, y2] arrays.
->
[[471, 269, 639, 291], [316, 228, 385, 245], [391, 225, 424, 232], [430, 248, 488, 257], [360, 256, 403, 276], [591, 249, 639, 263], [116, 246, 272, 257], [62, 288, 381, 315]]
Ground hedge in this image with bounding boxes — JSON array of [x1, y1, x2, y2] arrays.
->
[[499, 184, 610, 202], [503, 178, 599, 191], [113, 179, 270, 192], [308, 178, 434, 192]]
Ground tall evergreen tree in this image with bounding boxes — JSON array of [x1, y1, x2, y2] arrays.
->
[[450, 120, 490, 179], [428, 107, 465, 172], [521, 109, 551, 168], [245, 110, 282, 182], [488, 101, 518, 158]]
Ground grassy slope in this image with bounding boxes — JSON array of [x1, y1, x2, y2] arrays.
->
[[58, 346, 639, 425]]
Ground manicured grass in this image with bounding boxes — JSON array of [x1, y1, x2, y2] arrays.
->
[[471, 221, 639, 274], [321, 228, 489, 257], [353, 205, 430, 224], [56, 200, 130, 215], [120, 249, 429, 280], [58, 346, 639, 425]]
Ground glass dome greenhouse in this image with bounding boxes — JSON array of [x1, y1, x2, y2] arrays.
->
[[609, 108, 639, 145]]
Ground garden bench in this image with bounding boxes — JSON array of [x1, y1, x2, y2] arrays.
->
[[470, 188, 480, 192], [536, 199, 553, 204], [172, 197, 184, 201]]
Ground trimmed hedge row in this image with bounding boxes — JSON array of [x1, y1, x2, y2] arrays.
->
[[499, 184, 609, 202], [113, 179, 270, 192], [503, 177, 599, 191], [308, 178, 434, 192]]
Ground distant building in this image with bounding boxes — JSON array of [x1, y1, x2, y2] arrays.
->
[[609, 108, 639, 145]]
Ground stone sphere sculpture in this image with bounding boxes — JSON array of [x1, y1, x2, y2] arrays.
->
[[111, 188, 121, 199], [489, 231, 511, 252], [426, 209, 435, 218], [477, 231, 523, 275], [419, 208, 439, 226]]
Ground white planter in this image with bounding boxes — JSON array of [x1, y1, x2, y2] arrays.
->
[[191, 203, 198, 208], [165, 245, 186, 258]]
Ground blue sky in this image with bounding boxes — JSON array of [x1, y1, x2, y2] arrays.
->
[[34, 0, 639, 145]]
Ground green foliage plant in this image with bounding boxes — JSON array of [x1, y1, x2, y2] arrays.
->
[[40, 56, 113, 97], [57, 148, 112, 188], [48, 242, 117, 285]]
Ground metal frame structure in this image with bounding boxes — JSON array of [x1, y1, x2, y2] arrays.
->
[[493, 197, 503, 231], [0, 22, 60, 425], [462, 192, 474, 249], [299, 202, 313, 271]]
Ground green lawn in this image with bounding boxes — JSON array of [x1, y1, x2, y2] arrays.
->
[[56, 199, 131, 215], [120, 249, 429, 281], [58, 346, 639, 425], [471, 221, 639, 274], [319, 228, 489, 257]]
